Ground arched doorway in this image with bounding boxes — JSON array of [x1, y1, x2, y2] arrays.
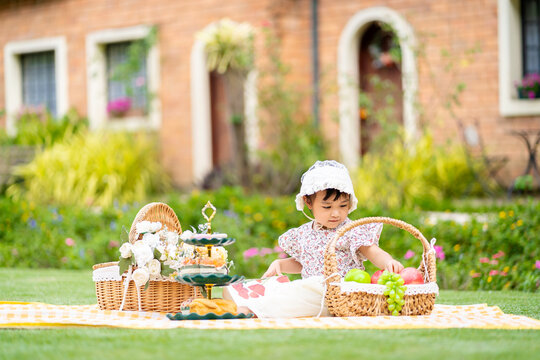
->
[[358, 22, 403, 155], [190, 28, 258, 184], [337, 6, 418, 168]]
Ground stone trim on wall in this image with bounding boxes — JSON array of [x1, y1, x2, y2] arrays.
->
[[3, 36, 68, 135]]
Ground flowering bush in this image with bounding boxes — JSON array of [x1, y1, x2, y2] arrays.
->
[[515, 73, 540, 99], [1, 187, 538, 292], [106, 97, 132, 117], [0, 108, 87, 147], [117, 220, 181, 288]]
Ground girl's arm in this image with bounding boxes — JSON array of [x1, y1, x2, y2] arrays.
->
[[262, 257, 303, 278], [358, 245, 404, 273]]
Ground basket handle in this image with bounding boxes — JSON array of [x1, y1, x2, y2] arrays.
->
[[323, 217, 436, 283], [128, 202, 182, 243]]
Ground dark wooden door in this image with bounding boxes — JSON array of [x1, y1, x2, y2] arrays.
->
[[358, 22, 403, 156]]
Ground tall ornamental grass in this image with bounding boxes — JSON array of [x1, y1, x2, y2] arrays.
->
[[7, 131, 169, 207]]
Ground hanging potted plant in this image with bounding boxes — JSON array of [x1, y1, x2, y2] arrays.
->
[[515, 73, 540, 99]]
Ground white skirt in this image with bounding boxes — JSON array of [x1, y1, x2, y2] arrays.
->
[[223, 276, 330, 318]]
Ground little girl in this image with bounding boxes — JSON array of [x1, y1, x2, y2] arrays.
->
[[225, 160, 403, 318]]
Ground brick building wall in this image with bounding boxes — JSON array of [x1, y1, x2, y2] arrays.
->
[[1, 0, 538, 187]]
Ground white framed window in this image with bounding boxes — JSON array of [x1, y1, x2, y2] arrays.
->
[[3, 37, 68, 135], [86, 25, 160, 131], [499, 0, 540, 116]]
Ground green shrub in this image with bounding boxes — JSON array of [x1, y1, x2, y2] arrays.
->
[[0, 188, 537, 292], [426, 200, 540, 292], [6, 131, 169, 207], [353, 132, 482, 210], [0, 196, 139, 268], [0, 108, 87, 147]]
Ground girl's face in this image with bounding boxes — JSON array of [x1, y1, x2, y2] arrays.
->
[[305, 190, 350, 229]]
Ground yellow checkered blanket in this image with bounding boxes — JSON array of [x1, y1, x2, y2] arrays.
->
[[0, 302, 538, 329]]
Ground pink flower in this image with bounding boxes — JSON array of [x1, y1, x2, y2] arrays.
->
[[278, 252, 288, 259], [535, 260, 540, 270], [500, 271, 508, 276], [404, 250, 415, 260], [65, 238, 75, 247], [273, 246, 283, 253], [434, 245, 445, 260], [490, 259, 499, 265], [135, 76, 146, 87], [471, 272, 481, 278], [479, 257, 490, 263], [108, 240, 119, 249], [528, 91, 536, 99], [492, 251, 505, 259], [243, 248, 259, 259], [489, 270, 499, 276], [260, 247, 273, 256], [107, 97, 132, 115]]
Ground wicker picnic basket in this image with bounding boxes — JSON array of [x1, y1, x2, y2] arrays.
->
[[92, 202, 200, 312], [324, 217, 438, 316]]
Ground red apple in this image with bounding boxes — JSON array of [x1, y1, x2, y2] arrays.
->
[[371, 269, 384, 284], [399, 267, 424, 284]]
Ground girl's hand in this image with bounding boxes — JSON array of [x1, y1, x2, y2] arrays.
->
[[384, 259, 404, 274], [262, 260, 283, 278]]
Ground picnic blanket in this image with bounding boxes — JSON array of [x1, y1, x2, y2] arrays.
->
[[1, 302, 539, 330]]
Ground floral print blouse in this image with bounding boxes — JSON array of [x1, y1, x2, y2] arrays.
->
[[278, 218, 382, 279]]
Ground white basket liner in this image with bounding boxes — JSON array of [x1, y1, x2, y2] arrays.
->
[[331, 280, 439, 296]]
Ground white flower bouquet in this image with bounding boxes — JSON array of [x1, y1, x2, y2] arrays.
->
[[118, 220, 182, 289]]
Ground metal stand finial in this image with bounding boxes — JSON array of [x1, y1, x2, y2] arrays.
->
[[201, 201, 216, 234]]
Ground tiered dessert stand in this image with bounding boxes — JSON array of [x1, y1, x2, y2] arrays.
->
[[167, 201, 253, 320]]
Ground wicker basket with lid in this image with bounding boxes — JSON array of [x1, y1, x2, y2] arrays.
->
[[93, 202, 200, 312], [324, 217, 438, 316]]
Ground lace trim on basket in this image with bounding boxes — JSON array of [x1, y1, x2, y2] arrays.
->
[[331, 280, 439, 295], [92, 265, 122, 282], [92, 265, 176, 282]]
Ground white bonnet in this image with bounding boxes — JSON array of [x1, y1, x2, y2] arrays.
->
[[295, 160, 358, 213]]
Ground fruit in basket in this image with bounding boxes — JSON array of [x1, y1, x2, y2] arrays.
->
[[399, 267, 424, 284], [344, 269, 371, 283], [371, 269, 384, 284], [379, 270, 407, 316]]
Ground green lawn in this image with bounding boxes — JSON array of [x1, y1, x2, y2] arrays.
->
[[0, 268, 538, 360]]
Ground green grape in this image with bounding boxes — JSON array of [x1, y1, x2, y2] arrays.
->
[[380, 273, 406, 316]]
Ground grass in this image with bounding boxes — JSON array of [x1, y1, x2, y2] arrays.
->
[[0, 268, 539, 360]]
